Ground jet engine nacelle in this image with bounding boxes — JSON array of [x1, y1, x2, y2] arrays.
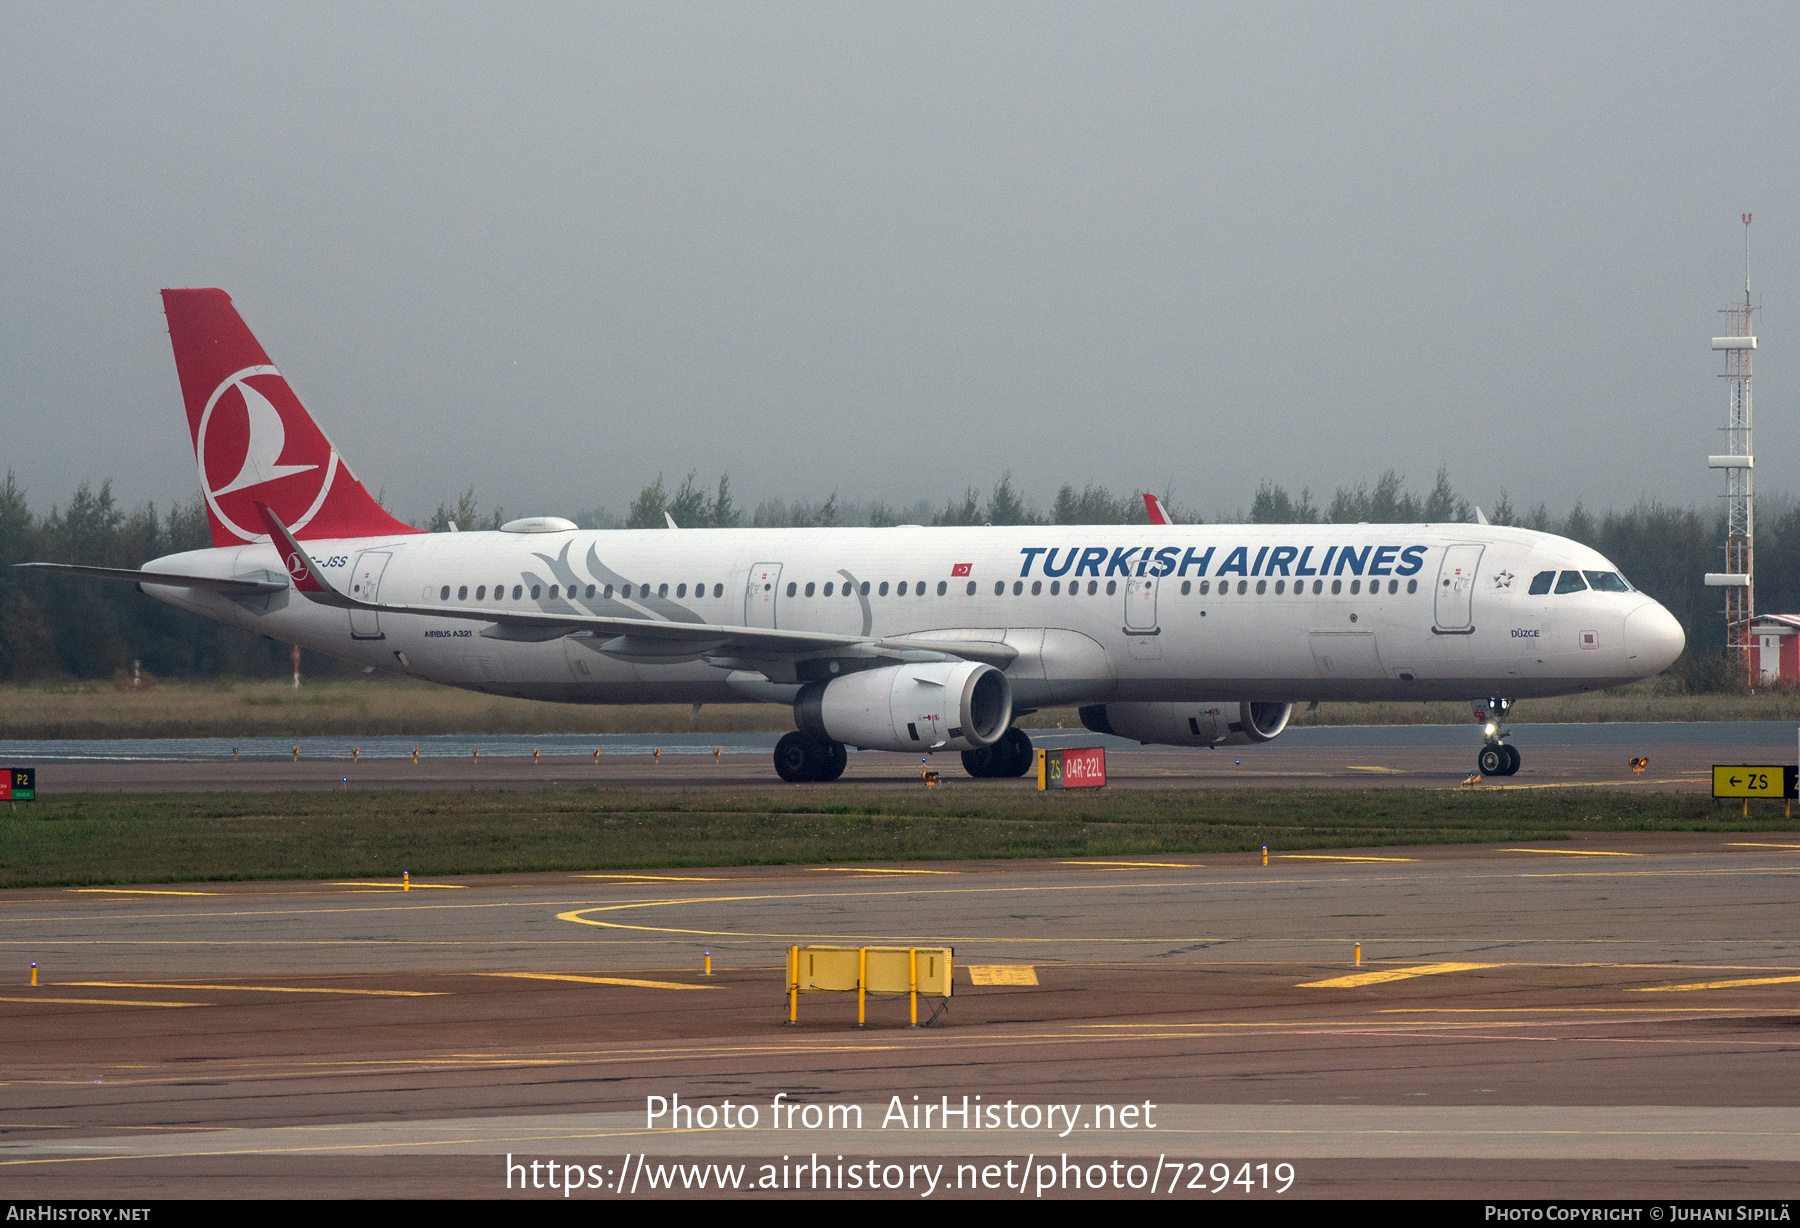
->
[[796, 661, 1013, 753], [1079, 700, 1293, 747]]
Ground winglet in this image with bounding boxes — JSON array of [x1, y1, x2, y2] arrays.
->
[[1142, 492, 1173, 525], [254, 501, 352, 606]]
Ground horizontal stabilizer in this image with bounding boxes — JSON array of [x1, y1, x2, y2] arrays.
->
[[14, 562, 286, 595]]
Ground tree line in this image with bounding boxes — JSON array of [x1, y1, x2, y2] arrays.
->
[[0, 466, 1782, 690]]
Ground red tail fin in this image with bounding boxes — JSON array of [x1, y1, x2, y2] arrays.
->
[[161, 289, 422, 547]]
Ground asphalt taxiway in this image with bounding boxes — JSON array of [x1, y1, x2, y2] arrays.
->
[[23, 734, 1785, 793], [3, 836, 1799, 1198]]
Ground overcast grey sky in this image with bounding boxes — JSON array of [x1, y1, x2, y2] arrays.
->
[[3, 3, 1795, 525]]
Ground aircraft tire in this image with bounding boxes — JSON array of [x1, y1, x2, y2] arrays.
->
[[774, 732, 816, 783], [998, 727, 1035, 777], [1500, 743, 1521, 776], [816, 739, 848, 782], [961, 743, 1001, 778], [1477, 744, 1506, 776]]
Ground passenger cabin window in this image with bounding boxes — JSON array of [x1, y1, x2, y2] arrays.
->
[[785, 581, 796, 597], [897, 581, 908, 596], [659, 583, 669, 598], [1106, 580, 1118, 596], [1011, 581, 1022, 595], [823, 582, 834, 597], [512, 585, 523, 600], [860, 581, 871, 596], [586, 585, 596, 598], [804, 582, 815, 597], [1406, 579, 1417, 593], [531, 585, 542, 599], [878, 582, 889, 596], [937, 581, 947, 596], [1032, 580, 1042, 595], [440, 586, 450, 600], [966, 581, 977, 596], [1050, 581, 1061, 595], [1584, 571, 1630, 592], [476, 586, 486, 600], [548, 585, 558, 598], [1555, 570, 1588, 594]]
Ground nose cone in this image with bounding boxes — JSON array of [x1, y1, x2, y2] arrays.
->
[[1624, 602, 1685, 675]]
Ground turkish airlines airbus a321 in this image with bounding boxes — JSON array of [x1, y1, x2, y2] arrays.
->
[[25, 289, 1687, 782]]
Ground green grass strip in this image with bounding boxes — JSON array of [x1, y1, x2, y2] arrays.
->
[[1, 787, 1789, 888]]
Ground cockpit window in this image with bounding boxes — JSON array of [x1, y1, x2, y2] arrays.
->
[[1529, 571, 1554, 595], [1583, 570, 1630, 593], [1554, 570, 1588, 594]]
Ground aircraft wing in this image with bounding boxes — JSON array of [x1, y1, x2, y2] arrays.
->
[[14, 562, 288, 596], [252, 503, 1016, 668]]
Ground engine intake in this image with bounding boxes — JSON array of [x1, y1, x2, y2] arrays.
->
[[796, 661, 1012, 753]]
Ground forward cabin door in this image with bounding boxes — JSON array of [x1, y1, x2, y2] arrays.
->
[[348, 550, 391, 640], [745, 562, 783, 629], [1433, 544, 1484, 632]]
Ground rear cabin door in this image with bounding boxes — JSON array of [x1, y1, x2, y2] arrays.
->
[[348, 550, 391, 640], [745, 562, 783, 629]]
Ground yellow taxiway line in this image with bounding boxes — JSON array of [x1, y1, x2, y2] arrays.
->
[[1632, 975, 1800, 993], [0, 996, 209, 1007], [61, 982, 442, 997], [481, 972, 717, 991], [1504, 849, 1643, 857], [1299, 962, 1501, 988]]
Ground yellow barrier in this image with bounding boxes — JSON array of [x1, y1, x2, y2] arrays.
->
[[786, 945, 953, 1028]]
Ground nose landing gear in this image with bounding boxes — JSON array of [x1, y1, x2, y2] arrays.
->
[[1475, 698, 1520, 777]]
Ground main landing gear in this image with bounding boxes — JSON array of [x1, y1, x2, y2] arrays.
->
[[773, 731, 848, 783], [1476, 697, 1521, 777], [961, 727, 1036, 779]]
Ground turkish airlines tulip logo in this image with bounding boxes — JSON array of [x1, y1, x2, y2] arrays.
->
[[285, 552, 310, 582], [196, 366, 339, 542]]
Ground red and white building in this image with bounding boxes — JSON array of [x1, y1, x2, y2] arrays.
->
[[1750, 615, 1800, 683]]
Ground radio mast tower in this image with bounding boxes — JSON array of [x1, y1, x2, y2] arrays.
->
[[1705, 214, 1757, 683]]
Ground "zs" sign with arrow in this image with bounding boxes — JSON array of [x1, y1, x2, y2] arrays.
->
[[1712, 765, 1797, 799]]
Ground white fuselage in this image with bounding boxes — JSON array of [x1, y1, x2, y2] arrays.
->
[[140, 522, 1686, 710]]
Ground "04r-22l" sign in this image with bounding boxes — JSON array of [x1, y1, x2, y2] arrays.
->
[[1038, 747, 1106, 791]]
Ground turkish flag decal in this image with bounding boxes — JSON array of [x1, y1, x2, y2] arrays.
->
[[951, 563, 972, 577]]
